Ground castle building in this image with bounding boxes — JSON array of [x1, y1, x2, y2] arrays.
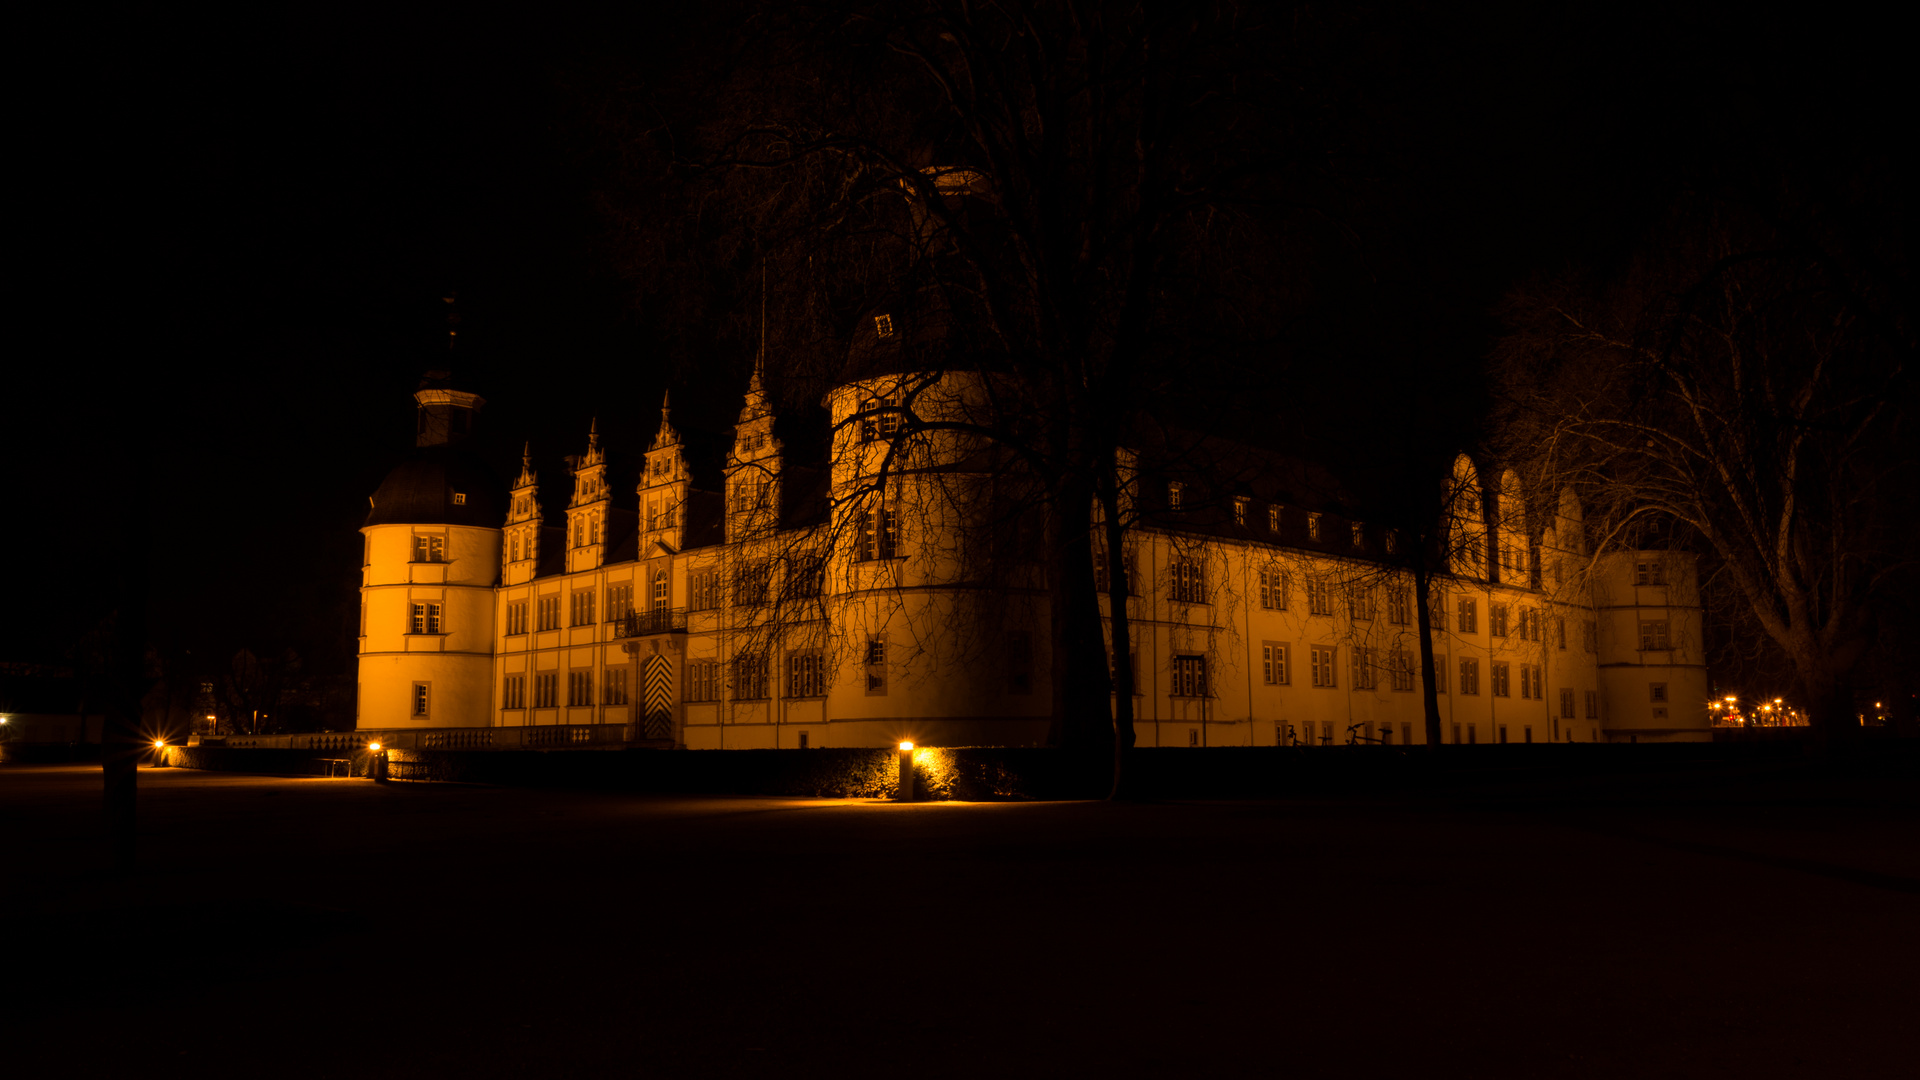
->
[[359, 346, 1710, 748]]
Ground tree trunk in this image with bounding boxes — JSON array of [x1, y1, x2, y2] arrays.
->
[[1046, 469, 1116, 771], [1411, 554, 1444, 749], [1098, 450, 1140, 799]]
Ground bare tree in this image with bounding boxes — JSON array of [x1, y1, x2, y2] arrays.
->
[[1494, 189, 1916, 734]]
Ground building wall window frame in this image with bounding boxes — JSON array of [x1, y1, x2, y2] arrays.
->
[[1351, 646, 1377, 690], [534, 673, 557, 709], [685, 660, 720, 703], [1491, 661, 1510, 697], [409, 602, 443, 635], [1585, 689, 1600, 718], [505, 600, 529, 636], [1170, 654, 1208, 697], [1306, 577, 1334, 617], [503, 675, 525, 710], [1560, 688, 1576, 719], [411, 682, 430, 717], [1257, 567, 1287, 610], [1261, 642, 1289, 685], [1490, 603, 1509, 638], [1639, 620, 1671, 650], [1459, 658, 1480, 695], [604, 667, 628, 706], [855, 506, 900, 562], [411, 535, 446, 563], [1309, 645, 1337, 688], [1390, 645, 1415, 692], [1432, 654, 1449, 694], [1170, 557, 1207, 605], [567, 670, 593, 707], [1457, 598, 1478, 634], [865, 637, 888, 694], [1634, 560, 1668, 586], [605, 584, 634, 624], [788, 651, 826, 698], [689, 569, 721, 611], [732, 652, 770, 700], [1387, 588, 1410, 626], [536, 595, 561, 632]]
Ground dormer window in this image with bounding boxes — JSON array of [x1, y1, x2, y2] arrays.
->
[[1307, 513, 1322, 542], [1384, 530, 1399, 555], [452, 492, 467, 505], [1268, 505, 1282, 533], [1351, 522, 1365, 549], [1167, 482, 1184, 511], [874, 313, 895, 338], [1233, 497, 1249, 525]]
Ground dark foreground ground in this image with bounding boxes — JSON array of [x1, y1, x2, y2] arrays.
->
[[4, 753, 1916, 1078]]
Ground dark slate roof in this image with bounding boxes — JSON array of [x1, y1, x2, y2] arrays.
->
[[841, 280, 1009, 384], [365, 447, 506, 527]]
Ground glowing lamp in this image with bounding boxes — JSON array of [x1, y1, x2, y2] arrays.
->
[[369, 742, 383, 752], [897, 741, 915, 802], [153, 740, 165, 749], [899, 741, 914, 751]]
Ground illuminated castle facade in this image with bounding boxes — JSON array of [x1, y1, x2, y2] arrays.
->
[[358, 348, 1710, 748]]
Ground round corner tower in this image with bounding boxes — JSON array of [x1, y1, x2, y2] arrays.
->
[[357, 378, 503, 729]]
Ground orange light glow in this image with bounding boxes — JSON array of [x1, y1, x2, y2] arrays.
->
[[369, 742, 383, 752], [153, 740, 165, 748], [899, 741, 914, 751]]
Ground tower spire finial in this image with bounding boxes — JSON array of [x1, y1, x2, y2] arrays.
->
[[754, 260, 767, 393]]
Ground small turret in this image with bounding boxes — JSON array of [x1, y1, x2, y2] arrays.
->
[[726, 359, 783, 541], [565, 420, 610, 573], [414, 370, 484, 448], [639, 392, 690, 552], [504, 443, 542, 585]]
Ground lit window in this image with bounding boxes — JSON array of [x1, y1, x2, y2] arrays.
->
[[1307, 513, 1322, 542], [1234, 497, 1249, 525], [452, 492, 467, 505], [1310, 645, 1336, 688], [874, 313, 894, 338], [1268, 505, 1282, 533], [1459, 658, 1479, 695], [1167, 482, 1184, 511], [1172, 655, 1208, 697]]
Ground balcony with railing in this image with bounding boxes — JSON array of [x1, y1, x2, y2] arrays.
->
[[615, 608, 687, 637]]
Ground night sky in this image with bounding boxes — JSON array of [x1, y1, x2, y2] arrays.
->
[[7, 5, 1895, 693]]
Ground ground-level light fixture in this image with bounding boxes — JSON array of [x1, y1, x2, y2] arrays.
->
[[897, 742, 915, 802]]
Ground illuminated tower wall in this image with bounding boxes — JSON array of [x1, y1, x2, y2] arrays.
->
[[357, 385, 503, 729]]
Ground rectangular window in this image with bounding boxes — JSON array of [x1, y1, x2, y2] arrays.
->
[[855, 507, 900, 561], [1459, 658, 1480, 695], [1167, 482, 1184, 510], [1258, 567, 1287, 610], [1432, 654, 1448, 694], [789, 555, 825, 599], [569, 590, 595, 627], [1556, 616, 1567, 649], [411, 682, 429, 716], [1261, 643, 1289, 685], [568, 670, 592, 707], [1390, 645, 1414, 692], [1635, 560, 1667, 586], [604, 667, 628, 706], [732, 652, 770, 700], [788, 652, 826, 698], [1093, 546, 1139, 595], [1639, 620, 1671, 650], [1560, 688, 1576, 719], [1234, 497, 1249, 525], [1268, 504, 1282, 533], [606, 584, 634, 622], [1452, 722, 1462, 744], [689, 570, 721, 611], [534, 673, 557, 709], [1431, 596, 1449, 632], [412, 535, 445, 563], [1307, 577, 1334, 616], [409, 602, 442, 635], [858, 394, 901, 442], [1490, 603, 1509, 638], [1006, 632, 1034, 695], [1171, 654, 1208, 697], [1171, 557, 1206, 604], [1457, 598, 1478, 634], [1351, 522, 1366, 549], [1348, 586, 1374, 622], [1387, 589, 1410, 626], [1585, 689, 1599, 719], [1491, 661, 1510, 697], [1307, 513, 1323, 542], [507, 601, 528, 636], [734, 561, 771, 607], [685, 660, 720, 703], [503, 675, 525, 710], [1650, 682, 1668, 703], [534, 595, 557, 631], [1310, 645, 1337, 688], [1351, 646, 1376, 690], [865, 637, 888, 694]]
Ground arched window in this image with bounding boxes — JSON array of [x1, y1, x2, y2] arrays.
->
[[653, 569, 669, 608]]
